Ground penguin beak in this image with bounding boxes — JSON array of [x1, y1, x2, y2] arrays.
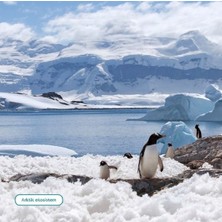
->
[[159, 134, 166, 138]]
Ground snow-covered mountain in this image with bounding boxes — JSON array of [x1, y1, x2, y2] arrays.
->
[[1, 30, 222, 97]]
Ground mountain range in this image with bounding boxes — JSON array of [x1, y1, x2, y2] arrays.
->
[[1, 30, 222, 98]]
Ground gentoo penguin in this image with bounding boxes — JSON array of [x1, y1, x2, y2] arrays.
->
[[123, 153, 133, 159], [195, 124, 202, 139], [165, 143, 175, 158], [138, 133, 165, 179], [99, 161, 117, 180]]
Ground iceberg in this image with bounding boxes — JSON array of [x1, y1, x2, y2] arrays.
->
[[205, 84, 222, 102], [196, 99, 222, 121], [140, 94, 214, 121], [158, 121, 196, 154], [0, 144, 77, 157]]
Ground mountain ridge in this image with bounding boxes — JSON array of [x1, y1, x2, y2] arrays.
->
[[0, 30, 222, 95]]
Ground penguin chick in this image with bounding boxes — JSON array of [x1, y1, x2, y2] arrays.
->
[[99, 161, 117, 180], [195, 124, 202, 139], [138, 133, 165, 179], [165, 143, 175, 158], [123, 153, 133, 159]]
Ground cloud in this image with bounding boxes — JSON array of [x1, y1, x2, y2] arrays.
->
[[77, 3, 95, 12], [0, 22, 35, 41], [42, 2, 222, 45], [3, 1, 17, 5]]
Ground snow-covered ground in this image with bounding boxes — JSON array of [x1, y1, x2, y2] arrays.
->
[[0, 155, 188, 180], [0, 154, 221, 222], [0, 91, 168, 110]]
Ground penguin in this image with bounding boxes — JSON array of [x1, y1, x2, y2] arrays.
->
[[99, 160, 117, 180], [138, 133, 165, 179], [123, 153, 133, 159], [165, 143, 175, 158], [195, 124, 202, 139]]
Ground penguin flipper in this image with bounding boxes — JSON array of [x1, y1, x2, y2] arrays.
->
[[138, 152, 144, 179], [108, 165, 118, 170], [138, 144, 147, 178], [158, 156, 164, 172]]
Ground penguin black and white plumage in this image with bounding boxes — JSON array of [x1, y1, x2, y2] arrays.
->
[[195, 124, 202, 139], [138, 133, 165, 179], [123, 153, 133, 159], [99, 161, 117, 180], [165, 143, 175, 158]]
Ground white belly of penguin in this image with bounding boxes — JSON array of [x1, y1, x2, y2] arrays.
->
[[100, 165, 110, 179], [140, 145, 159, 178], [166, 147, 174, 158]]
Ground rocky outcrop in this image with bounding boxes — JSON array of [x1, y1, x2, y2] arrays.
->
[[4, 168, 222, 196], [41, 92, 63, 100], [174, 135, 222, 169]]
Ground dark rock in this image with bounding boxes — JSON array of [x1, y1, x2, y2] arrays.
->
[[41, 92, 63, 100], [5, 168, 222, 196], [175, 135, 222, 168], [187, 160, 205, 169], [67, 175, 92, 184], [210, 158, 222, 169], [71, 101, 84, 105], [9, 173, 62, 184]]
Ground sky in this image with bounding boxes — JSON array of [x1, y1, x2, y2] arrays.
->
[[1, 1, 222, 45]]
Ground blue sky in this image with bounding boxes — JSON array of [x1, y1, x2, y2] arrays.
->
[[1, 1, 222, 44]]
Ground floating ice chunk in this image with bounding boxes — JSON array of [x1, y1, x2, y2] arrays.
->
[[158, 121, 196, 154], [205, 84, 222, 102], [0, 144, 77, 157]]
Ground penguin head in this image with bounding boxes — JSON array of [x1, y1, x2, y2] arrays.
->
[[195, 124, 199, 129], [123, 153, 133, 159], [168, 143, 172, 147], [147, 133, 166, 145], [100, 160, 107, 166]]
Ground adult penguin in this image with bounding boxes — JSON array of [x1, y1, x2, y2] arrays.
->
[[138, 133, 165, 179], [195, 124, 202, 139]]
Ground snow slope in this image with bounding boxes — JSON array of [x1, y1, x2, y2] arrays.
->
[[0, 91, 167, 109]]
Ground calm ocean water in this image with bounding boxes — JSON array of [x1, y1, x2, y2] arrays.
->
[[0, 109, 222, 156]]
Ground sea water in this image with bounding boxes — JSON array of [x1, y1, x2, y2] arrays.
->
[[0, 109, 222, 156]]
